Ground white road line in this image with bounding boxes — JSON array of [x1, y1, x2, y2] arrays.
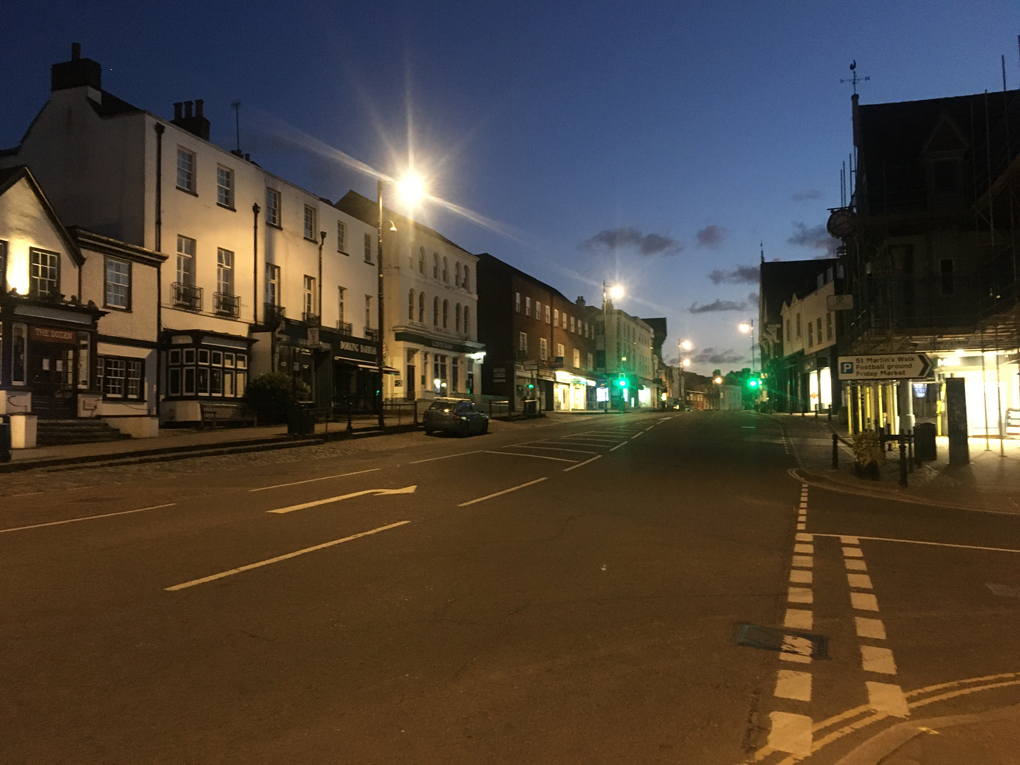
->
[[767, 711, 813, 758], [795, 532, 813, 542], [788, 587, 813, 604], [630, 432, 643, 440], [775, 670, 812, 701], [165, 521, 410, 591], [848, 573, 873, 589], [843, 546, 864, 558], [814, 533, 1020, 554], [855, 617, 887, 640], [609, 442, 627, 452], [268, 486, 417, 514], [482, 450, 577, 463], [797, 523, 806, 531], [410, 450, 483, 464], [784, 609, 813, 630], [780, 652, 812, 664], [458, 477, 548, 507], [249, 468, 381, 492], [845, 559, 868, 571], [793, 543, 814, 555], [0, 503, 176, 534], [851, 592, 880, 611], [790, 570, 813, 584], [861, 645, 897, 674], [792, 555, 813, 568], [840, 535, 860, 544], [502, 445, 599, 455], [866, 681, 909, 717], [563, 455, 603, 472]]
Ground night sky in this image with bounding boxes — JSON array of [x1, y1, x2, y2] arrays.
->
[[4, 1, 1018, 373]]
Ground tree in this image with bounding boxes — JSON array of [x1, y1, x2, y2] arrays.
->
[[244, 371, 310, 425]]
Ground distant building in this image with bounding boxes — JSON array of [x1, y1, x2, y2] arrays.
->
[[596, 302, 656, 408], [476, 253, 598, 411]]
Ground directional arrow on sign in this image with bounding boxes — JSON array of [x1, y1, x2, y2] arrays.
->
[[268, 485, 418, 515], [837, 353, 934, 381]]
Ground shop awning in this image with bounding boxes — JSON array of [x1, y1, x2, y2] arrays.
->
[[337, 359, 400, 374]]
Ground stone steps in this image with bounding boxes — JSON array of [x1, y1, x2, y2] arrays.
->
[[36, 419, 133, 447]]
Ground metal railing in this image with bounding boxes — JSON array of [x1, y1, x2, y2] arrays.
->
[[214, 292, 240, 318], [263, 303, 285, 325], [302, 311, 320, 326], [172, 282, 202, 311]]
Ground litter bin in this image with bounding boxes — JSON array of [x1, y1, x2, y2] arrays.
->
[[523, 399, 538, 417], [0, 415, 11, 463], [914, 422, 937, 462], [288, 403, 317, 436]]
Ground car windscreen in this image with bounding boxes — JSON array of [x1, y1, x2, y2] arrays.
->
[[428, 401, 456, 412]]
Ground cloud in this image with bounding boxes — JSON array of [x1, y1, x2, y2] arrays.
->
[[689, 298, 748, 313], [747, 291, 759, 307], [581, 227, 683, 256], [709, 265, 758, 285], [695, 225, 726, 249], [788, 222, 839, 257], [792, 189, 823, 202], [692, 347, 746, 365]]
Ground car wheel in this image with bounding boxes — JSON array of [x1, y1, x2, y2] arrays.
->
[[424, 427, 433, 436], [482, 421, 489, 435]]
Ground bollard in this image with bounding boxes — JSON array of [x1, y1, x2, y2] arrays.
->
[[347, 401, 353, 433], [899, 439, 908, 487], [907, 431, 914, 473], [832, 433, 839, 469]]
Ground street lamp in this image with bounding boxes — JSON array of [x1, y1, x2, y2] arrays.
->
[[678, 340, 693, 407], [601, 281, 623, 412], [377, 172, 426, 427]]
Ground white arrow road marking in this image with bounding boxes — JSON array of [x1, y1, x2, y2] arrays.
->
[[267, 486, 417, 514], [165, 521, 411, 591]]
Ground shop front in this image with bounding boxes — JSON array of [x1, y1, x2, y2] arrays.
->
[[391, 330, 484, 402], [553, 370, 598, 411], [160, 328, 254, 424], [332, 333, 387, 413]]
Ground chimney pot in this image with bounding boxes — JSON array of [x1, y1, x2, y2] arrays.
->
[[71, 43, 81, 60], [173, 102, 182, 120], [244, 153, 250, 161], [195, 99, 204, 117], [184, 101, 193, 118]]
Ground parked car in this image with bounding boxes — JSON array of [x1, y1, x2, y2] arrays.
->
[[423, 398, 489, 436]]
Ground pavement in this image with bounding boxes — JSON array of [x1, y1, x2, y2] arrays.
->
[[3, 410, 1018, 764], [772, 412, 1020, 515]]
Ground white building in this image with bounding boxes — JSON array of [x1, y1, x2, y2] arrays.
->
[[780, 271, 837, 412], [0, 45, 380, 424], [596, 302, 656, 408], [335, 191, 483, 401], [0, 165, 163, 446]]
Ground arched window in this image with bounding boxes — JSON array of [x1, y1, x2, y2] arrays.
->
[[455, 303, 462, 332], [463, 306, 470, 335], [442, 299, 449, 328], [463, 266, 470, 292], [455, 263, 462, 287], [433, 253, 439, 279], [433, 296, 439, 325], [418, 247, 425, 274], [408, 244, 415, 270], [418, 292, 425, 322], [408, 289, 415, 322], [442, 257, 449, 283]]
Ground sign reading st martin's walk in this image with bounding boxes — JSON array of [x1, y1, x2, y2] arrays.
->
[[837, 353, 934, 381]]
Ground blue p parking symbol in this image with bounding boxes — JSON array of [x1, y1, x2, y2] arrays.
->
[[840, 361, 854, 375]]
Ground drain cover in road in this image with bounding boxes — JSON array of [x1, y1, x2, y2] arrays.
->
[[734, 623, 829, 660], [986, 582, 1020, 598]]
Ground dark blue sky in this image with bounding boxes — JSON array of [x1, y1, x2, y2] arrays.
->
[[4, 1, 1018, 372]]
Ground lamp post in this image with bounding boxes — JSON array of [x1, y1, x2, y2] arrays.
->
[[601, 281, 623, 412], [739, 320, 756, 374], [377, 173, 425, 428]]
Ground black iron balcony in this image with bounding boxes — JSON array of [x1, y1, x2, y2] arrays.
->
[[172, 282, 202, 311], [302, 311, 321, 326], [263, 302, 285, 325], [214, 292, 241, 318], [364, 327, 380, 342], [336, 321, 353, 336]]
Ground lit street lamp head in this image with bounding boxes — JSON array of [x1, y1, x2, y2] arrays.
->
[[609, 284, 624, 301], [397, 173, 426, 206], [738, 322, 752, 334], [680, 339, 693, 351], [682, 358, 691, 367]]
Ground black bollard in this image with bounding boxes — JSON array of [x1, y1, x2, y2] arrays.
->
[[832, 433, 839, 469], [347, 401, 353, 432], [907, 431, 914, 473], [899, 438, 908, 487]]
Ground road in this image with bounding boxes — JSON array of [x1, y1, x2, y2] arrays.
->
[[2, 411, 1018, 764]]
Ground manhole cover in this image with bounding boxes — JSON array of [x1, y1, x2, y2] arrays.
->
[[986, 583, 1020, 598], [734, 623, 829, 660]]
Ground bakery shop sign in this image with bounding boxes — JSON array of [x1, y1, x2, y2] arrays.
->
[[29, 326, 77, 344]]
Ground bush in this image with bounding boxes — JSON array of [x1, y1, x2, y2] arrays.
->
[[244, 371, 311, 425], [852, 431, 885, 468]]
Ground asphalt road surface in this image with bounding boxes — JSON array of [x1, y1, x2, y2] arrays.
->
[[2, 411, 1018, 764]]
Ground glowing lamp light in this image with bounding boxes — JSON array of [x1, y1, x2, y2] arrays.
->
[[682, 358, 691, 367], [714, 376, 723, 384], [397, 173, 426, 206], [609, 284, 624, 301], [738, 322, 752, 334], [680, 339, 693, 351]]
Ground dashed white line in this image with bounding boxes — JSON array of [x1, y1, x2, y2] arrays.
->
[[775, 670, 812, 701], [789, 570, 813, 584], [845, 559, 868, 571], [788, 587, 813, 604], [851, 592, 880, 611], [609, 442, 627, 452], [847, 573, 873, 589], [793, 543, 814, 555], [855, 617, 886, 639], [861, 645, 898, 675], [458, 477, 548, 507], [503, 445, 599, 455], [767, 711, 812, 757], [0, 503, 176, 534], [866, 681, 909, 717], [784, 609, 813, 630]]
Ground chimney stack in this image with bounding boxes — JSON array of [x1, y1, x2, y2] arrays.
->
[[51, 42, 102, 92], [171, 98, 210, 141], [71, 43, 81, 60]]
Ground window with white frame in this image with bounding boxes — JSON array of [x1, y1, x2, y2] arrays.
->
[[96, 356, 143, 399], [166, 346, 247, 400], [266, 188, 281, 226], [176, 236, 195, 286], [337, 220, 346, 252], [418, 247, 425, 274], [556, 343, 564, 360], [553, 308, 559, 326], [545, 304, 551, 323], [104, 258, 131, 309], [364, 232, 372, 263], [515, 292, 521, 312], [573, 348, 580, 368], [525, 296, 531, 317], [338, 287, 345, 323], [408, 289, 415, 322], [304, 205, 316, 240], [442, 299, 449, 329], [265, 263, 280, 306], [539, 337, 548, 360], [570, 316, 576, 333], [535, 301, 541, 321], [176, 148, 196, 192], [519, 331, 527, 353], [365, 295, 372, 330], [29, 249, 59, 297], [587, 352, 593, 369], [216, 165, 234, 208], [303, 276, 316, 317], [217, 249, 234, 295]]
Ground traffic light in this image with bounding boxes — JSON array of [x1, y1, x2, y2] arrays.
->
[[748, 378, 759, 389], [618, 376, 628, 388], [527, 382, 535, 390]]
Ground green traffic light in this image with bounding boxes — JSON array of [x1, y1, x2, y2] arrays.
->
[[618, 379, 627, 388], [748, 379, 759, 388]]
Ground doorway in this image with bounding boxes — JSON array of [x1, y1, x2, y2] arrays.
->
[[29, 341, 76, 418]]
